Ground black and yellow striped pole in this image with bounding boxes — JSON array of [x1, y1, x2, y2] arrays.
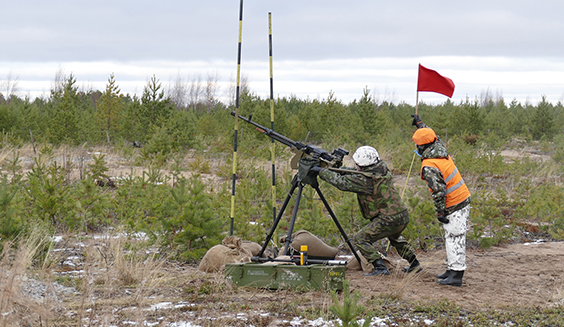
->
[[230, 0, 244, 236], [268, 12, 277, 223]]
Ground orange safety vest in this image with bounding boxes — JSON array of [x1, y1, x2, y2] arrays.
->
[[421, 155, 470, 208]]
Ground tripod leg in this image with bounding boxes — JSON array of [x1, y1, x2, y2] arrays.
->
[[314, 185, 363, 266], [256, 174, 299, 258], [281, 181, 304, 255]]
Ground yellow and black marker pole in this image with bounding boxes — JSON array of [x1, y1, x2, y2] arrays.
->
[[268, 12, 276, 223], [230, 0, 244, 236]]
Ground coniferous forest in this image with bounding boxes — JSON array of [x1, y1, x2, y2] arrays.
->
[[1, 72, 564, 261]]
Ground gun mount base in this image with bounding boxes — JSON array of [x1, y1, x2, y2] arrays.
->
[[255, 173, 362, 266]]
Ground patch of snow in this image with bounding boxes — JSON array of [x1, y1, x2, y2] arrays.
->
[[523, 239, 546, 245], [169, 322, 202, 327], [146, 302, 194, 311]]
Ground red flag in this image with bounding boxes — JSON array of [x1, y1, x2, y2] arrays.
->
[[417, 64, 455, 98]]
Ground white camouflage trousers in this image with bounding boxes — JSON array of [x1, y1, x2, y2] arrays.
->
[[443, 205, 470, 271]]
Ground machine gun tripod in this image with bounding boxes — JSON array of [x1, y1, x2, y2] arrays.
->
[[253, 171, 362, 265], [229, 112, 362, 265]]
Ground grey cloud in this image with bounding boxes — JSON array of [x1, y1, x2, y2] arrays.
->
[[3, 0, 564, 104], [4, 0, 564, 62]]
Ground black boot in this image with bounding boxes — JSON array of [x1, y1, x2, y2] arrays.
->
[[436, 270, 450, 279], [364, 258, 390, 276], [437, 270, 464, 286], [403, 258, 423, 273]]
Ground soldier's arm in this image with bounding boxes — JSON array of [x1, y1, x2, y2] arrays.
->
[[421, 166, 447, 213], [318, 169, 372, 194]]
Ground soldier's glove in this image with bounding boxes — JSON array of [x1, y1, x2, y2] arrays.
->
[[298, 156, 321, 183], [411, 114, 424, 128], [437, 211, 449, 224], [310, 166, 322, 173]]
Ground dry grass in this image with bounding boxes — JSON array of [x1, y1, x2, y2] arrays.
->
[[549, 281, 564, 306], [381, 256, 425, 303], [1, 229, 178, 326], [187, 154, 212, 174], [64, 233, 172, 326], [0, 228, 55, 327], [3, 231, 564, 326]]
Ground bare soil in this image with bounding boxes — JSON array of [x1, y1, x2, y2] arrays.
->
[[165, 240, 564, 314], [46, 239, 564, 325], [348, 241, 564, 311]]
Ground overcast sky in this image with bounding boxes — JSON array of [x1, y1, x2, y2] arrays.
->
[[2, 0, 564, 105]]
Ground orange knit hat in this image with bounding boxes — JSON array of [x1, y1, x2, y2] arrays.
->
[[412, 128, 437, 145]]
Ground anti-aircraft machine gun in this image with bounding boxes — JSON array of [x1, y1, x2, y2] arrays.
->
[[231, 111, 349, 170], [231, 111, 361, 265]]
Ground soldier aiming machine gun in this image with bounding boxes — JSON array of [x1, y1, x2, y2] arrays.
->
[[231, 111, 361, 265]]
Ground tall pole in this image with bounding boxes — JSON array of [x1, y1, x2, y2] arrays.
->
[[268, 12, 277, 223], [230, 0, 244, 236], [415, 63, 420, 116], [415, 91, 419, 116]]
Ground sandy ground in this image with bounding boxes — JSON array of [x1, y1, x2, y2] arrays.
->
[[26, 238, 559, 326], [347, 241, 564, 311], [117, 240, 564, 325]]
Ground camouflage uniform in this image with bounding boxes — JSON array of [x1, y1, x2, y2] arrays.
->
[[417, 126, 471, 271], [418, 135, 471, 215], [318, 161, 417, 263]]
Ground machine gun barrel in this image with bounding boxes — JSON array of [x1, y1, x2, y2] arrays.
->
[[231, 111, 349, 168], [231, 111, 299, 149]]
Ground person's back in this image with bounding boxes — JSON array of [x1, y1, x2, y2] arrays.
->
[[411, 115, 471, 286], [308, 145, 422, 276]]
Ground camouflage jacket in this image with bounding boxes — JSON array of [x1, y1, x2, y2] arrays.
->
[[318, 161, 408, 223], [418, 126, 471, 215]]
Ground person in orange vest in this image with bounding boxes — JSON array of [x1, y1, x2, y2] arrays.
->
[[411, 115, 471, 287]]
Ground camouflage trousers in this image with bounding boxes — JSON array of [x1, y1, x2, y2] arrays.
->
[[353, 210, 416, 263], [443, 204, 470, 271]]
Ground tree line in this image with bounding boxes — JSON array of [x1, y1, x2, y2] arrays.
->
[[1, 72, 564, 255], [1, 72, 563, 154]]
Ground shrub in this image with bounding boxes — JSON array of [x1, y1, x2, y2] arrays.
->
[[161, 175, 223, 261]]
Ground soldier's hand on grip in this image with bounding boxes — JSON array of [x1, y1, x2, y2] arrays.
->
[[298, 156, 321, 183], [310, 166, 322, 173], [437, 211, 449, 224]]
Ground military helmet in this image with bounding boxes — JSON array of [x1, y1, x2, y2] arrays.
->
[[412, 127, 437, 145], [353, 146, 380, 167]]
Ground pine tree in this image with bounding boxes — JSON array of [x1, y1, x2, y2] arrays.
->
[[531, 95, 554, 140], [351, 87, 378, 140], [138, 75, 173, 132], [48, 74, 80, 144], [460, 97, 484, 135], [95, 73, 124, 143], [507, 99, 528, 136]]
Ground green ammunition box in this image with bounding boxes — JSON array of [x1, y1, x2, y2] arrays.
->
[[224, 263, 345, 290]]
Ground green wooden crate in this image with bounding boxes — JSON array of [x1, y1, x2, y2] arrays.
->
[[224, 263, 345, 291]]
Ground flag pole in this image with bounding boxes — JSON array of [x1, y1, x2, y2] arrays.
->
[[415, 91, 419, 116], [393, 64, 420, 252], [415, 63, 420, 116], [268, 12, 277, 224], [230, 0, 244, 236]]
